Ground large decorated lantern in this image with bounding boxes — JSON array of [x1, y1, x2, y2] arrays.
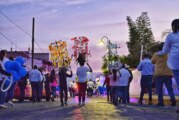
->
[[49, 41, 71, 67], [71, 36, 91, 62]]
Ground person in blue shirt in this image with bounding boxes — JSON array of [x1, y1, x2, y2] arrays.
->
[[157, 19, 179, 113], [137, 54, 154, 105], [29, 65, 42, 103]]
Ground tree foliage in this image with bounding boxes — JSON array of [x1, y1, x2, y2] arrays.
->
[[126, 12, 157, 67]]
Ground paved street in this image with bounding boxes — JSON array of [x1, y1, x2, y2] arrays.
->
[[0, 96, 179, 120]]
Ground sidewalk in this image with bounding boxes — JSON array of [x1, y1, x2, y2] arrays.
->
[[132, 94, 179, 105]]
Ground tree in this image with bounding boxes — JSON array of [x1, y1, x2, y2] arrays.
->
[[101, 55, 120, 75], [126, 12, 157, 67]]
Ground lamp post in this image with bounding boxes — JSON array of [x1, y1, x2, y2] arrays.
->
[[98, 36, 120, 58], [98, 36, 121, 70], [98, 36, 111, 57]]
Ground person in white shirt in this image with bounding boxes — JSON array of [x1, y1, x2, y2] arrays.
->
[[76, 54, 92, 105], [87, 79, 94, 97], [0, 50, 11, 109], [69, 81, 73, 98], [71, 81, 76, 98], [118, 64, 131, 104]]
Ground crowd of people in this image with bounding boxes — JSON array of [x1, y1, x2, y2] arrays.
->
[[0, 19, 179, 113]]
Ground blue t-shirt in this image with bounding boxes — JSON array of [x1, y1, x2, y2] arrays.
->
[[137, 58, 154, 75], [157, 31, 179, 70]]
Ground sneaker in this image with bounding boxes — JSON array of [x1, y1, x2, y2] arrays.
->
[[51, 97, 55, 102], [82, 102, 85, 105], [138, 100, 143, 105], [156, 103, 164, 106], [8, 101, 14, 106], [176, 108, 179, 113], [64, 101, 68, 105], [148, 101, 153, 105], [171, 101, 176, 107], [0, 104, 7, 109], [61, 103, 64, 107]]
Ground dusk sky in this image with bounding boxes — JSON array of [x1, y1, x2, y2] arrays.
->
[[1, 0, 179, 72]]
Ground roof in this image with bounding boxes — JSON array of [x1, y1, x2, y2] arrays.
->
[[34, 53, 49, 61], [6, 51, 30, 59]]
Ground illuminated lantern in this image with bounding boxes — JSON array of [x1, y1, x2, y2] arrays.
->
[[49, 40, 71, 67]]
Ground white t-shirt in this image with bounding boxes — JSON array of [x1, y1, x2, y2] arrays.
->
[[118, 68, 131, 86], [0, 58, 9, 70], [71, 82, 77, 89], [87, 81, 94, 88], [0, 58, 9, 81], [76, 66, 90, 83]]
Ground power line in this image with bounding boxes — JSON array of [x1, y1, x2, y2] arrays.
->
[[0, 31, 31, 57], [0, 11, 31, 37], [0, 11, 44, 53]]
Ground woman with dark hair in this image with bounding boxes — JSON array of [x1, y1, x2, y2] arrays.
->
[[44, 72, 51, 102], [118, 64, 131, 104], [157, 19, 179, 112], [76, 54, 92, 105], [0, 50, 11, 109], [109, 69, 119, 105], [50, 69, 58, 102]]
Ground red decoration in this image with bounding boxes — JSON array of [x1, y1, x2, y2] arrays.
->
[[71, 36, 91, 62]]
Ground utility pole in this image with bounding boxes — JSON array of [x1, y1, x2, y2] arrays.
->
[[10, 42, 13, 56], [32, 17, 35, 68]]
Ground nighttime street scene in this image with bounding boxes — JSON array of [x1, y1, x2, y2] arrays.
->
[[1, 0, 179, 120]]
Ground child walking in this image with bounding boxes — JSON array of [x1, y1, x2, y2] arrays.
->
[[76, 54, 92, 105]]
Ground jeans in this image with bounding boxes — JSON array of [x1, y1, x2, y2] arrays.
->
[[51, 86, 57, 96], [60, 85, 68, 104], [173, 70, 179, 92], [0, 81, 7, 105], [71, 88, 75, 98], [19, 85, 26, 101], [31, 82, 41, 101], [110, 86, 116, 104], [6, 82, 16, 101], [111, 86, 121, 104], [155, 76, 176, 104], [45, 82, 51, 101], [126, 83, 131, 102], [38, 81, 44, 98], [140, 75, 153, 101], [87, 88, 93, 97], [106, 86, 111, 101], [118, 86, 127, 104]]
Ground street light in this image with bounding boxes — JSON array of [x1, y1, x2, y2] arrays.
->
[[98, 36, 121, 70], [98, 36, 111, 50]]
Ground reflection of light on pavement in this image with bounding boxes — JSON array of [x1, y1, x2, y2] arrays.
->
[[71, 97, 91, 120], [72, 106, 85, 120], [73, 96, 90, 104], [130, 98, 139, 103]]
